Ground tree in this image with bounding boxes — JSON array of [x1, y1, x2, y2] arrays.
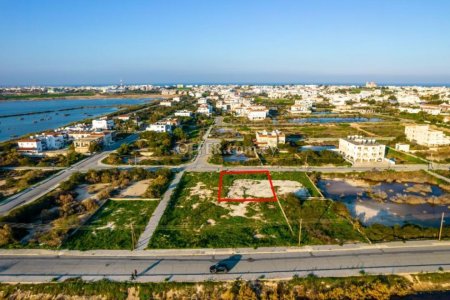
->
[[105, 153, 122, 165], [173, 127, 187, 142], [88, 142, 101, 153], [116, 143, 131, 156]]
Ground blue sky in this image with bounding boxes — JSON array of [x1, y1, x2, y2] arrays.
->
[[1, 0, 450, 85]]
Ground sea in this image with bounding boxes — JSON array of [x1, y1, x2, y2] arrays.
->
[[0, 98, 154, 142]]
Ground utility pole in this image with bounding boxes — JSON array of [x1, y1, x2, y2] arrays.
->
[[131, 223, 136, 250], [439, 212, 445, 241], [298, 219, 303, 246]]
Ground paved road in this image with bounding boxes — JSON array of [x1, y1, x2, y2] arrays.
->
[[0, 241, 449, 282], [135, 170, 185, 250], [135, 123, 215, 249], [0, 134, 138, 215]]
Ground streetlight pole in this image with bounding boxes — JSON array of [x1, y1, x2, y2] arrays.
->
[[439, 212, 445, 241], [298, 219, 303, 246]]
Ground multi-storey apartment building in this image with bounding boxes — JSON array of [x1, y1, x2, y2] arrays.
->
[[247, 107, 268, 120], [92, 118, 114, 130], [405, 125, 450, 146], [255, 130, 286, 148], [339, 136, 386, 163], [17, 139, 43, 154]]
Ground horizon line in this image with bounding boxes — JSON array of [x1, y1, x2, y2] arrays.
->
[[2, 81, 450, 88]]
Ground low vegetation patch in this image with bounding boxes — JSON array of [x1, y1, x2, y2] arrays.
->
[[434, 170, 450, 179], [63, 199, 158, 250], [0, 168, 171, 248], [2, 273, 449, 299], [149, 172, 363, 249], [385, 147, 426, 164]]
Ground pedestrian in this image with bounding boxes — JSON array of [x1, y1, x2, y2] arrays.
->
[[134, 269, 138, 278]]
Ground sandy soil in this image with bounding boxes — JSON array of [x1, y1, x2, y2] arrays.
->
[[405, 184, 432, 194], [75, 183, 109, 201], [190, 182, 214, 200], [219, 202, 251, 218], [226, 179, 309, 199], [391, 193, 450, 205], [119, 179, 151, 198], [95, 221, 116, 230]]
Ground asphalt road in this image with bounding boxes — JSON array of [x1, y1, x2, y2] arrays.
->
[[1, 242, 449, 282]]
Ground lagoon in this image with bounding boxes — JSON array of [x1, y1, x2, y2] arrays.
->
[[0, 98, 153, 142], [318, 178, 450, 227]]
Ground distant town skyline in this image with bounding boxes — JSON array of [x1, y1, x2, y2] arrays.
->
[[1, 0, 450, 85]]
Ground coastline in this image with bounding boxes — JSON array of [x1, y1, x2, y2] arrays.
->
[[0, 93, 173, 102], [0, 99, 157, 144]]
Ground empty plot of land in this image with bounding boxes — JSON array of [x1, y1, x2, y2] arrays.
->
[[64, 200, 159, 250], [148, 172, 363, 249], [118, 179, 151, 198], [226, 179, 309, 199], [75, 183, 109, 201]]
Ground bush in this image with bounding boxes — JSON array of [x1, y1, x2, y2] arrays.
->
[[0, 225, 14, 246]]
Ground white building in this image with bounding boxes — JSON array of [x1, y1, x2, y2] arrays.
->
[[41, 133, 66, 150], [395, 143, 410, 152], [247, 107, 268, 120], [17, 139, 43, 154], [174, 110, 193, 117], [399, 107, 421, 114], [197, 98, 208, 104], [256, 130, 286, 148], [92, 119, 114, 130], [145, 122, 172, 133], [290, 100, 313, 114], [339, 136, 386, 164], [197, 104, 213, 116], [160, 101, 172, 107], [420, 105, 441, 115], [405, 125, 450, 146]]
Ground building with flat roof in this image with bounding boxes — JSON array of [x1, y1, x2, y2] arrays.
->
[[73, 136, 103, 154], [17, 139, 43, 154], [92, 118, 114, 130], [339, 136, 386, 164], [145, 122, 172, 133], [175, 110, 193, 117], [255, 130, 286, 148], [247, 107, 268, 120], [405, 125, 450, 146]]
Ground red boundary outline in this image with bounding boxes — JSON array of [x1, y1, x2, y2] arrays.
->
[[218, 170, 278, 202]]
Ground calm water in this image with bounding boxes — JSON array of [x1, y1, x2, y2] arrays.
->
[[0, 98, 153, 141], [289, 117, 381, 124], [391, 291, 450, 299], [318, 179, 450, 227], [223, 150, 250, 162], [298, 145, 336, 152]]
